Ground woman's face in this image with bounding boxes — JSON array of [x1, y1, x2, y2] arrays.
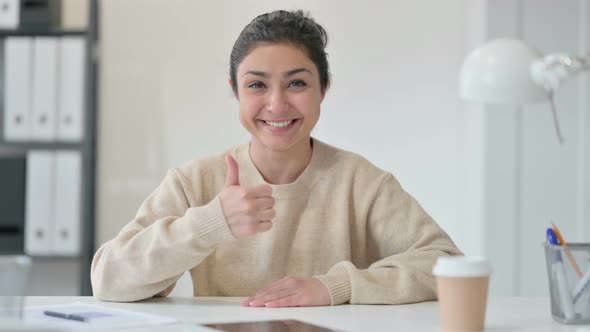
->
[[234, 43, 326, 153]]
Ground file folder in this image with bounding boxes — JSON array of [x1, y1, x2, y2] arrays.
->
[[31, 37, 58, 141], [0, 0, 20, 29], [53, 151, 82, 255], [25, 151, 55, 255], [58, 37, 85, 142], [4, 37, 33, 141]]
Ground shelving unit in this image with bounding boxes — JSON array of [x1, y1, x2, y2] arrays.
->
[[0, 0, 98, 295]]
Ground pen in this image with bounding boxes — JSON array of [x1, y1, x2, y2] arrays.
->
[[546, 228, 575, 319], [546, 228, 559, 245], [546, 228, 565, 263], [551, 223, 584, 278], [43, 310, 88, 322]]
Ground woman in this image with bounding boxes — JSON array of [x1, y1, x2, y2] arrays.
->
[[91, 10, 461, 307]]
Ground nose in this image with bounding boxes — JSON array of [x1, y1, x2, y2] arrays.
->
[[266, 88, 289, 113]]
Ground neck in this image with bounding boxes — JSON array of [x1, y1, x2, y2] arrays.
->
[[249, 138, 313, 185]]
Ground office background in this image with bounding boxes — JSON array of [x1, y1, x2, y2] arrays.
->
[[5, 0, 588, 298], [0, 0, 96, 295]]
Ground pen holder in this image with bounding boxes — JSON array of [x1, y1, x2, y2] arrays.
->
[[544, 243, 590, 324]]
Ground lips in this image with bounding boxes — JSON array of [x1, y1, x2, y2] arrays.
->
[[264, 119, 293, 127], [258, 118, 300, 131]]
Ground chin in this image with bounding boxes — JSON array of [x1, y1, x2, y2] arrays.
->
[[261, 140, 297, 152], [257, 135, 308, 153]]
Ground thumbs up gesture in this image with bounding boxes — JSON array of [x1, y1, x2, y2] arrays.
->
[[220, 155, 275, 238]]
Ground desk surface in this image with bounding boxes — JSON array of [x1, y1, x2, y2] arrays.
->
[[19, 296, 588, 332]]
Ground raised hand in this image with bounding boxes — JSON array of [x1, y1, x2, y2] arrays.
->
[[241, 276, 331, 308], [220, 155, 275, 238]]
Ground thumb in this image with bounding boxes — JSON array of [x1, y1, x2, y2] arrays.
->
[[225, 155, 240, 187]]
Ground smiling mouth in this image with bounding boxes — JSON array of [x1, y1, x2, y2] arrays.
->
[[261, 119, 299, 128]]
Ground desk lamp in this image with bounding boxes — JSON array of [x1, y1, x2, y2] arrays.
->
[[459, 38, 590, 144]]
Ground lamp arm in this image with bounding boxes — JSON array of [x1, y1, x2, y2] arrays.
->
[[530, 52, 589, 145], [531, 52, 590, 91]]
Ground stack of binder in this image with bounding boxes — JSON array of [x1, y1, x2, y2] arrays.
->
[[3, 36, 86, 257], [25, 150, 82, 256], [4, 36, 86, 142]]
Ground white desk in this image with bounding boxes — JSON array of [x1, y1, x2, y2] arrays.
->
[[17, 296, 590, 331]]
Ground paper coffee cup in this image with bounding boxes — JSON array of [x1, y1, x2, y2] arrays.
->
[[433, 256, 492, 332]]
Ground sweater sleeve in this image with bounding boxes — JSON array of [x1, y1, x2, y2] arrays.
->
[[314, 173, 462, 305], [91, 169, 235, 302]]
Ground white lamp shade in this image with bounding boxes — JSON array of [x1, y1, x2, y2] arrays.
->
[[460, 39, 547, 104]]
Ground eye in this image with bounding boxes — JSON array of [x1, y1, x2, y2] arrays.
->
[[288, 80, 307, 88], [248, 81, 266, 89]]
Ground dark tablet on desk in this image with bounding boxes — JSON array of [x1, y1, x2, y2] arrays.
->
[[204, 320, 338, 332]]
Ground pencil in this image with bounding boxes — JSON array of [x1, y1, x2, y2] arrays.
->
[[551, 223, 584, 278]]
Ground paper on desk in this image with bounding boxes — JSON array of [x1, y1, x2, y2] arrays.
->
[[21, 302, 177, 331]]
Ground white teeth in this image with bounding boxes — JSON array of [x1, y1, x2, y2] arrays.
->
[[265, 120, 294, 127]]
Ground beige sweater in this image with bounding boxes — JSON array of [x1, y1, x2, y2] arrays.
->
[[91, 138, 461, 304]]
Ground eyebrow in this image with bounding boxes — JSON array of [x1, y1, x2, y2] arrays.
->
[[241, 68, 312, 78]]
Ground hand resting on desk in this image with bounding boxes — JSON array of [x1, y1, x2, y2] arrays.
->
[[241, 276, 331, 308]]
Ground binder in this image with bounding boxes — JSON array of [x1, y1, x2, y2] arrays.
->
[[0, 0, 20, 29], [53, 151, 82, 255], [57, 37, 86, 142], [31, 37, 58, 141], [25, 151, 55, 255], [4, 37, 33, 141]]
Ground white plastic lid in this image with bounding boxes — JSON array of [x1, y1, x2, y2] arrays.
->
[[432, 256, 492, 277]]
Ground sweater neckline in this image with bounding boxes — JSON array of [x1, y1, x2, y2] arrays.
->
[[237, 138, 321, 200]]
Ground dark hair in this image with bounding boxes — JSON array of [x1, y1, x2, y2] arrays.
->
[[229, 10, 330, 95]]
